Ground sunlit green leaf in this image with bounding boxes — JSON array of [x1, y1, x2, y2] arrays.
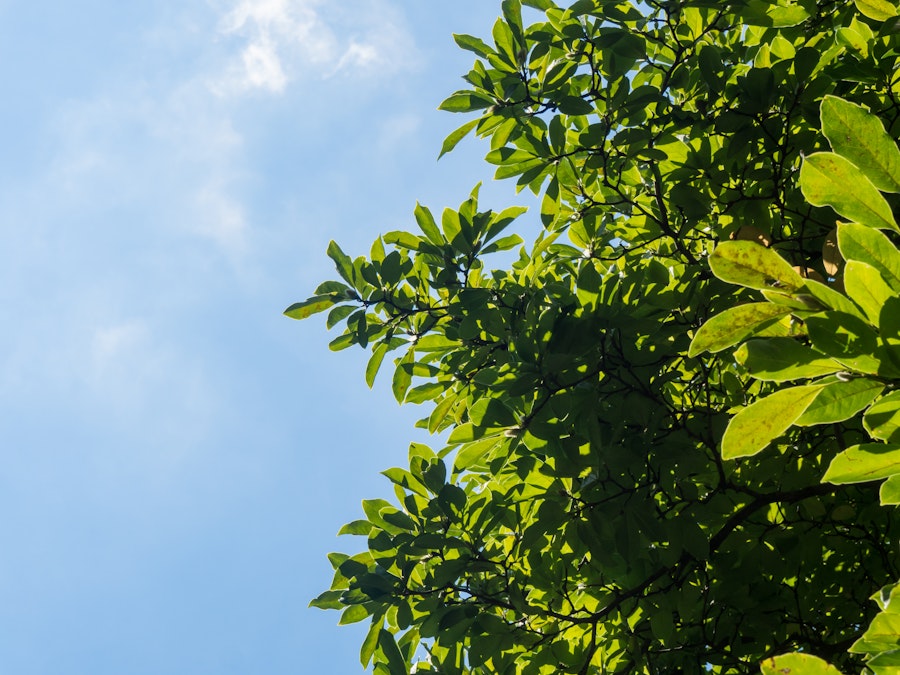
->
[[844, 260, 896, 325], [708, 241, 805, 292], [735, 338, 843, 381], [853, 0, 899, 21], [284, 295, 339, 320], [439, 91, 495, 113], [865, 392, 900, 443], [392, 350, 414, 403], [838, 223, 900, 292], [824, 443, 900, 484], [366, 343, 389, 388], [327, 240, 356, 285], [800, 153, 898, 232], [760, 653, 843, 675], [821, 96, 900, 193], [439, 118, 480, 159], [721, 385, 824, 459], [689, 303, 791, 356], [880, 474, 900, 505], [796, 378, 883, 426]]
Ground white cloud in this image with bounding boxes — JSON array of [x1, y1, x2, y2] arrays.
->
[[212, 0, 419, 94], [0, 0, 423, 452]]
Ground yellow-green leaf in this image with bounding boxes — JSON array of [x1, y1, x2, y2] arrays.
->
[[688, 303, 791, 356], [838, 222, 900, 292], [796, 378, 883, 426], [761, 653, 844, 675], [853, 0, 898, 21], [735, 338, 844, 382], [821, 96, 900, 193], [721, 385, 824, 459], [880, 474, 900, 505], [392, 350, 415, 403], [824, 443, 900, 484], [365, 343, 390, 388], [284, 295, 339, 320], [865, 391, 900, 443], [800, 153, 898, 232], [844, 260, 895, 325], [709, 241, 805, 292]]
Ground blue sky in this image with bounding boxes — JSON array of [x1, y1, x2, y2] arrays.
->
[[0, 2, 532, 673]]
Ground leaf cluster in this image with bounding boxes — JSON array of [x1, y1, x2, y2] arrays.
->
[[289, 1, 900, 673]]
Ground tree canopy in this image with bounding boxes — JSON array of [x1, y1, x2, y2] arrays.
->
[[288, 1, 900, 673]]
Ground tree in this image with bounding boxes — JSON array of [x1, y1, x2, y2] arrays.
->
[[287, 1, 900, 673]]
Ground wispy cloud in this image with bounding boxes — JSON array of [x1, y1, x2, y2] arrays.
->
[[0, 0, 423, 454], [212, 0, 420, 94]]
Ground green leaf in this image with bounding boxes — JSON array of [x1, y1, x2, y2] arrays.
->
[[838, 222, 900, 292], [558, 96, 595, 115], [326, 303, 356, 329], [439, 118, 480, 159], [448, 422, 477, 444], [377, 629, 408, 675], [800, 153, 898, 232], [880, 474, 900, 505], [438, 91, 495, 113], [721, 385, 824, 459], [807, 312, 882, 374], [405, 382, 445, 404], [327, 240, 356, 285], [338, 520, 374, 536], [796, 378, 884, 426], [760, 653, 843, 675], [735, 338, 844, 381], [366, 343, 390, 388], [413, 202, 443, 246], [852, 612, 900, 653], [339, 604, 370, 625], [481, 234, 524, 255], [428, 394, 458, 433], [854, 0, 899, 21], [821, 96, 900, 193], [688, 303, 791, 356], [824, 443, 900, 484], [329, 333, 357, 352], [360, 618, 383, 668], [309, 589, 344, 610], [284, 295, 339, 320], [708, 241, 806, 292], [865, 392, 900, 443], [454, 436, 503, 472], [392, 350, 414, 403], [798, 279, 866, 320], [452, 33, 494, 59], [844, 260, 896, 325]]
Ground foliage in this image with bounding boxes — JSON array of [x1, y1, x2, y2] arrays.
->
[[692, 94, 900, 674], [287, 1, 900, 673]]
